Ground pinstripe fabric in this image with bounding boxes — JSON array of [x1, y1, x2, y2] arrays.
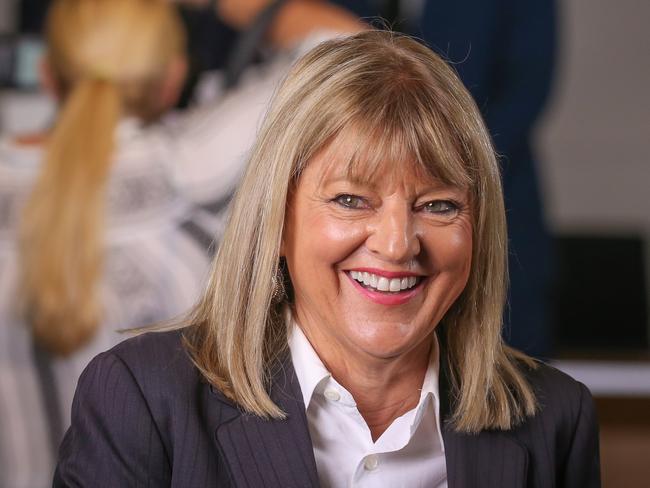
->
[[54, 330, 600, 487], [215, 364, 320, 487]]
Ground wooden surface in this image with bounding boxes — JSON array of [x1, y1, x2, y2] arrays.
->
[[595, 397, 650, 488]]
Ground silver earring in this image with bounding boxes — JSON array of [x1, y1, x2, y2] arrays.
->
[[271, 259, 287, 304]]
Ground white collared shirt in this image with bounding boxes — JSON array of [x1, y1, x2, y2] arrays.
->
[[289, 325, 448, 488]]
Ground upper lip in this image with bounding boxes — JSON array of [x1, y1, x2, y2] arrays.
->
[[346, 267, 423, 278]]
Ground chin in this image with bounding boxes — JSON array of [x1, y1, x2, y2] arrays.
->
[[347, 325, 428, 360]]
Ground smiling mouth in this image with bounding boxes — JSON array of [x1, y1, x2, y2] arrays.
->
[[348, 270, 422, 293]]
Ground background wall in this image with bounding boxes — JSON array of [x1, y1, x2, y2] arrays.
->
[[537, 0, 649, 304]]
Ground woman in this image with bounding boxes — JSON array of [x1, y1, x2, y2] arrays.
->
[[54, 31, 600, 487], [0, 0, 361, 486]]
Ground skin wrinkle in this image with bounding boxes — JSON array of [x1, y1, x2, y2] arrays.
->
[[282, 135, 473, 440]]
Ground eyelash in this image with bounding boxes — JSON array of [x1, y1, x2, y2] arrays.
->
[[333, 194, 462, 216], [333, 194, 368, 209], [419, 200, 461, 216]]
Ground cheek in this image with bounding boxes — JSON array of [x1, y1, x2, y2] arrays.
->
[[425, 223, 473, 279], [284, 211, 367, 286], [315, 219, 367, 263], [451, 228, 473, 278]]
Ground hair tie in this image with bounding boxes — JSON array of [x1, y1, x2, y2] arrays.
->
[[87, 62, 114, 81]]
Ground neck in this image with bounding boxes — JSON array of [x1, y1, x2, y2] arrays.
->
[[336, 344, 430, 441], [355, 384, 425, 441], [297, 314, 432, 441]]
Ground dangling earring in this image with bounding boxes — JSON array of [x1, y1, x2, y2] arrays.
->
[[271, 258, 288, 304]]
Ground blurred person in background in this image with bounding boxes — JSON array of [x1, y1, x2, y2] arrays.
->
[[0, 0, 362, 486]]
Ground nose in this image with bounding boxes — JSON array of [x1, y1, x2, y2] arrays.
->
[[366, 202, 420, 263]]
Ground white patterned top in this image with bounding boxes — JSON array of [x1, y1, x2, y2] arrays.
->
[[0, 37, 313, 487]]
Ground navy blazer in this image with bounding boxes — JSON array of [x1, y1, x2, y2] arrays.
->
[[54, 330, 600, 487]]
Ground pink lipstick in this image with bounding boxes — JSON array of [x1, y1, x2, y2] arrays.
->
[[345, 269, 425, 306]]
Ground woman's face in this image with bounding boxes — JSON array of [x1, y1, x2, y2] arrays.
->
[[282, 138, 473, 364]]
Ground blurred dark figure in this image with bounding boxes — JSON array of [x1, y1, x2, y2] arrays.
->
[[19, 0, 49, 32], [416, 0, 557, 358], [174, 6, 238, 106]]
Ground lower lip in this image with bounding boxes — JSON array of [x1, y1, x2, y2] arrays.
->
[[345, 273, 424, 306]]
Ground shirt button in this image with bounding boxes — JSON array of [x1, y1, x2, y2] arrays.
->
[[324, 389, 341, 401], [364, 454, 379, 471]]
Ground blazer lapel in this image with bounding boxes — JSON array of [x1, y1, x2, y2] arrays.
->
[[438, 345, 529, 488], [210, 355, 320, 488], [442, 425, 529, 488]]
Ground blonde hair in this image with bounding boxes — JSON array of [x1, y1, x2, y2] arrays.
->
[[19, 0, 185, 356], [184, 30, 537, 432]]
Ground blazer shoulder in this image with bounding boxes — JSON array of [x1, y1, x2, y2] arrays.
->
[[101, 328, 204, 404], [525, 360, 591, 411], [57, 328, 232, 487], [110, 328, 193, 372], [509, 363, 601, 486], [516, 360, 598, 448]]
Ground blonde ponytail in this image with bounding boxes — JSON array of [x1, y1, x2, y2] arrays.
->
[[20, 78, 121, 356], [17, 0, 185, 356]]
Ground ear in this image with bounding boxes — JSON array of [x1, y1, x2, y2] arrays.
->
[[158, 55, 188, 110], [39, 56, 61, 101]]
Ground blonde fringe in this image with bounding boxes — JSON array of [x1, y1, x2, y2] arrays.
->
[[20, 79, 121, 356]]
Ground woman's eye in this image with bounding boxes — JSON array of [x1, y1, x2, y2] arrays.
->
[[334, 194, 367, 209], [422, 200, 459, 215]]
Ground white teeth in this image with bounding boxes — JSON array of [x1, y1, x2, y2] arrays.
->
[[377, 277, 390, 291], [350, 270, 420, 292], [363, 272, 371, 286], [389, 278, 401, 292], [369, 274, 378, 288]]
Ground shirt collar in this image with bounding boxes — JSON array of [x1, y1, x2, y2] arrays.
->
[[287, 317, 332, 409]]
